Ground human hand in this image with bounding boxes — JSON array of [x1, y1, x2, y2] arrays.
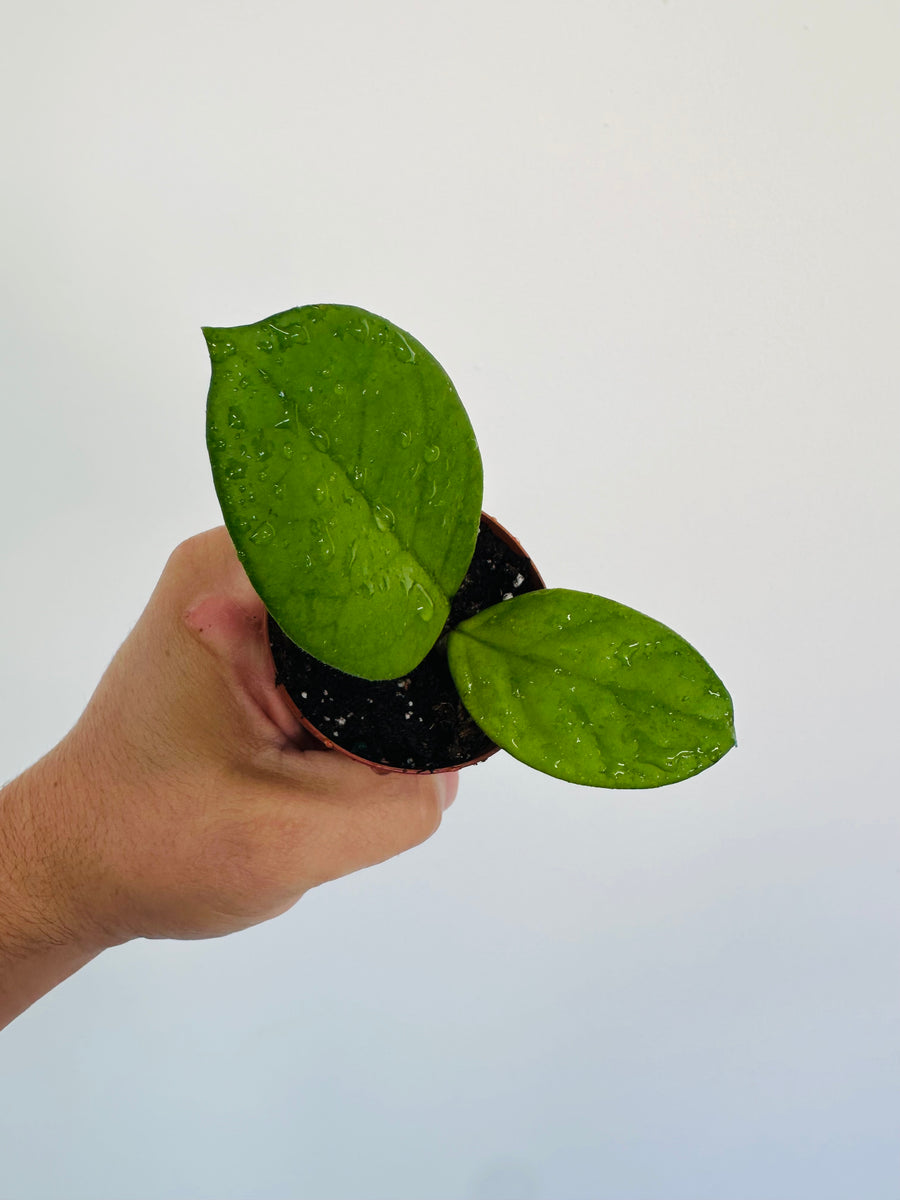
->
[[0, 529, 456, 974]]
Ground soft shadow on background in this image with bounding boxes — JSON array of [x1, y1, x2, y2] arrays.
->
[[1, 3, 897, 1198]]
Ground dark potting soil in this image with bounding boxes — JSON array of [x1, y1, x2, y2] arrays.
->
[[268, 517, 544, 771]]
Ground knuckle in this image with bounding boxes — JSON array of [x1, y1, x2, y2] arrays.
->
[[166, 531, 204, 569], [166, 527, 226, 573]]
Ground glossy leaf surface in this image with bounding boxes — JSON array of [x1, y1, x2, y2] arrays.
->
[[448, 588, 735, 787], [206, 304, 483, 679]]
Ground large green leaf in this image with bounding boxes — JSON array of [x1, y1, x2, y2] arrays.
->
[[205, 304, 483, 679], [447, 588, 735, 787]]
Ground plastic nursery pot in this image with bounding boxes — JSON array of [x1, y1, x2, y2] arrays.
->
[[267, 512, 546, 775]]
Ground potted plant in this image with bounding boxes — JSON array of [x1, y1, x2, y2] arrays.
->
[[205, 303, 735, 788]]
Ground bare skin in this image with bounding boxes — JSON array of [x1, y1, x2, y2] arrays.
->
[[0, 528, 457, 1030]]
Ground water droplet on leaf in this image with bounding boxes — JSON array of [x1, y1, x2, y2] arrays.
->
[[393, 333, 416, 363], [250, 521, 275, 546], [271, 322, 309, 348], [374, 504, 395, 533], [413, 584, 435, 622], [208, 340, 236, 363]]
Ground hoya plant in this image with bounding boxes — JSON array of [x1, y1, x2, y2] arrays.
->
[[205, 303, 735, 787]]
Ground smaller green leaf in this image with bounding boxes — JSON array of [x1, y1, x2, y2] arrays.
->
[[447, 588, 735, 788]]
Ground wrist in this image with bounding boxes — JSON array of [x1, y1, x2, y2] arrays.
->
[[0, 746, 121, 962], [0, 751, 119, 1029]]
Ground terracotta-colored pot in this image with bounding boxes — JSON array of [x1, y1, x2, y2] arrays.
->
[[268, 512, 545, 775]]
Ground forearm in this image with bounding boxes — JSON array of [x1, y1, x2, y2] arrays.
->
[[0, 754, 109, 1031], [0, 920, 102, 1032]]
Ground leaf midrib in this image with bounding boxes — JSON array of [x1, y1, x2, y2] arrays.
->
[[251, 359, 448, 606], [453, 624, 728, 723]]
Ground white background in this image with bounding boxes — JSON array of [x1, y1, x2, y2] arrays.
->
[[1, 3, 898, 1198]]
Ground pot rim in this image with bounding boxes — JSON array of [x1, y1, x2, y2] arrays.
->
[[269, 511, 545, 775]]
